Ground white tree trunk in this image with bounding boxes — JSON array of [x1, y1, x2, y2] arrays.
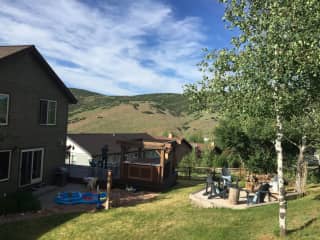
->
[[275, 114, 286, 237], [296, 136, 307, 195]]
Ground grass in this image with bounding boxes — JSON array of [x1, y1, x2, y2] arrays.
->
[[2, 181, 320, 240]]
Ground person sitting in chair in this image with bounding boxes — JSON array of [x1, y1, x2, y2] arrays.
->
[[248, 183, 271, 204], [221, 167, 232, 187]]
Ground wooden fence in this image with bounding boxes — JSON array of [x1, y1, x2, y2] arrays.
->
[[176, 166, 320, 182], [176, 167, 247, 181]]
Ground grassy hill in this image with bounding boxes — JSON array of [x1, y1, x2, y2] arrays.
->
[[68, 88, 216, 138]]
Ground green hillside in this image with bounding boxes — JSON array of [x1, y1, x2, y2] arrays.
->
[[68, 88, 216, 138]]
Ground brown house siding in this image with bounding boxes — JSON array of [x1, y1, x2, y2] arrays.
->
[[0, 49, 71, 194]]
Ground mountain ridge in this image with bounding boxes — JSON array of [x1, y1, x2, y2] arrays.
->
[[68, 88, 215, 138]]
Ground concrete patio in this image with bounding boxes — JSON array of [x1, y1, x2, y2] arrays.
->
[[190, 188, 278, 209]]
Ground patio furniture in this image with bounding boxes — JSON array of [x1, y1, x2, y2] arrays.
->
[[208, 178, 228, 199], [221, 167, 232, 188], [203, 172, 214, 196], [83, 177, 98, 191], [228, 187, 240, 204], [207, 168, 238, 200], [246, 183, 271, 205]]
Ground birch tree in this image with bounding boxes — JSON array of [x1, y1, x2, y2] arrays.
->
[[284, 112, 320, 195], [185, 0, 320, 237]]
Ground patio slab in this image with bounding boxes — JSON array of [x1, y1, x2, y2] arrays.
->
[[0, 183, 159, 224], [190, 188, 278, 209]]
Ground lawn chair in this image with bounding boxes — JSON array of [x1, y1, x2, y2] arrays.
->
[[221, 167, 233, 188], [203, 172, 214, 196], [207, 168, 238, 199], [208, 180, 228, 199], [246, 183, 271, 205]]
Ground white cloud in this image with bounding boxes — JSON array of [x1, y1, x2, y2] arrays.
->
[[0, 0, 206, 95]]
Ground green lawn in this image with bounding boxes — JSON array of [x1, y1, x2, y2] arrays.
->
[[1, 181, 320, 240]]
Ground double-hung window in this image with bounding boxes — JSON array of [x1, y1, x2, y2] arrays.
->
[[0, 150, 11, 182], [40, 99, 57, 125], [0, 93, 9, 125]]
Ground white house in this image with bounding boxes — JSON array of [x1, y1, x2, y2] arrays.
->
[[65, 133, 156, 179], [66, 136, 92, 166]]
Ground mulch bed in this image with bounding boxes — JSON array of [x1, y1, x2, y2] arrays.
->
[[0, 189, 159, 224]]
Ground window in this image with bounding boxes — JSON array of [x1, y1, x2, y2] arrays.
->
[[0, 150, 11, 182], [40, 99, 57, 125], [0, 94, 9, 125]]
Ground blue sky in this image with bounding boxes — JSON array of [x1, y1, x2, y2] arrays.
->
[[0, 0, 234, 95]]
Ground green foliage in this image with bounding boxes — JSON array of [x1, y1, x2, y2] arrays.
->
[[200, 148, 215, 167], [308, 169, 320, 184], [0, 191, 41, 215], [185, 0, 320, 128], [184, 1, 320, 192], [179, 149, 198, 168], [213, 115, 276, 173], [246, 148, 276, 174], [142, 111, 154, 115], [186, 132, 204, 143]]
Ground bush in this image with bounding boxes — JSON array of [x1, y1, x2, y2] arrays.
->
[[179, 150, 198, 168], [0, 191, 41, 215], [308, 169, 320, 184], [142, 111, 154, 114], [187, 132, 205, 143]]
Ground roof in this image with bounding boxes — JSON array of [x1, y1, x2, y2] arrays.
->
[[68, 133, 193, 156], [0, 45, 31, 59], [0, 45, 77, 104], [68, 133, 156, 156]]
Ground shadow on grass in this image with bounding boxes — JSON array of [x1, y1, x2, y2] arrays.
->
[[313, 194, 320, 200], [0, 212, 82, 240], [287, 217, 317, 235]]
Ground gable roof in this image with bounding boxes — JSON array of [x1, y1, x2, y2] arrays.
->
[[0, 45, 31, 59], [0, 45, 77, 104], [68, 133, 156, 156]]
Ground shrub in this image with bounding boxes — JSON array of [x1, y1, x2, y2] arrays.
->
[[308, 169, 320, 184], [0, 191, 41, 215], [187, 132, 205, 143], [142, 111, 154, 114]]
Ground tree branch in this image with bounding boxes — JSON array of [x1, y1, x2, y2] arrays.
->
[[283, 135, 300, 149]]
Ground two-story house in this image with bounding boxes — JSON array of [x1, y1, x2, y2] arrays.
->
[[0, 45, 77, 194]]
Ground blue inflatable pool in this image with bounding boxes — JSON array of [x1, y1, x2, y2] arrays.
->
[[55, 192, 107, 205]]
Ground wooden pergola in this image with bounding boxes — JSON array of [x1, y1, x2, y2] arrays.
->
[[117, 139, 178, 189]]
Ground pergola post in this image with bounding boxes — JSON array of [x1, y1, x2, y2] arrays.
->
[[160, 149, 165, 183]]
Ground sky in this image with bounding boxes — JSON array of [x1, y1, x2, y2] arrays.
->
[[0, 0, 235, 95]]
